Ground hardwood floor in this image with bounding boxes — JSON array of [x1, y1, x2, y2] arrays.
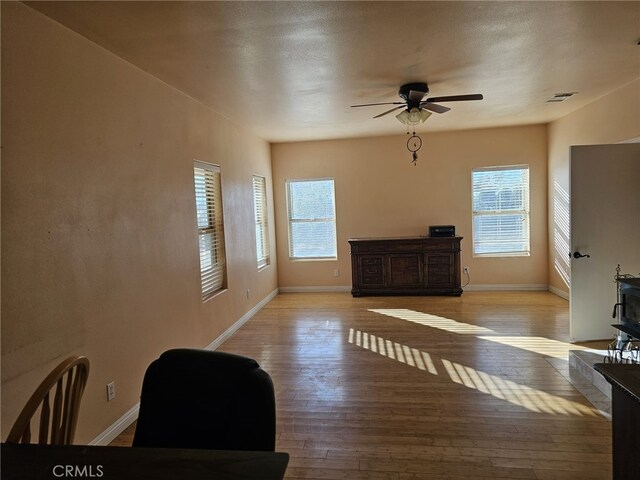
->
[[112, 292, 612, 479]]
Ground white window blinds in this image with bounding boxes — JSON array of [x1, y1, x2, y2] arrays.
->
[[286, 178, 337, 260], [252, 175, 270, 269], [472, 165, 530, 256], [194, 162, 226, 300]]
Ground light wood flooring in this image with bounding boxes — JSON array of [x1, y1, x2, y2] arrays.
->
[[112, 292, 612, 479]]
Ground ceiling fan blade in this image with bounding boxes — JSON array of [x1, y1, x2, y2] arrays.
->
[[408, 89, 427, 101], [351, 102, 404, 108], [425, 94, 484, 103], [421, 103, 451, 114], [373, 106, 405, 118]]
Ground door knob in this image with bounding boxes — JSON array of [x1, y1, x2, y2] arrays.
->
[[571, 251, 591, 259]]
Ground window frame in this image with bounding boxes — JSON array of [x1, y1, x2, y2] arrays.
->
[[285, 177, 338, 261], [471, 164, 531, 258], [252, 175, 270, 270], [193, 161, 227, 301]]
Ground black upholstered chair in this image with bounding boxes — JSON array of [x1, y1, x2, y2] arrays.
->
[[132, 349, 276, 451]]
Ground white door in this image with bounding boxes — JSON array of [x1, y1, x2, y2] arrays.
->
[[570, 144, 640, 342]]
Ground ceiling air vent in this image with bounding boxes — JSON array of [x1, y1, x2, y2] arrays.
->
[[546, 92, 577, 103]]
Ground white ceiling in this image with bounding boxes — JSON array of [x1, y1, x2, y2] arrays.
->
[[26, 1, 640, 143]]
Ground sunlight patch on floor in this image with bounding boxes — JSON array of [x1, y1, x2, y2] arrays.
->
[[348, 328, 438, 374], [441, 359, 596, 416], [369, 308, 495, 334], [479, 336, 587, 359], [348, 328, 596, 417]]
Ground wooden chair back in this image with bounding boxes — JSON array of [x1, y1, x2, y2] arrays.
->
[[6, 356, 90, 445]]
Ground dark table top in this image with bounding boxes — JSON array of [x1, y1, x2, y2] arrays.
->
[[1, 443, 289, 480], [594, 363, 640, 404]]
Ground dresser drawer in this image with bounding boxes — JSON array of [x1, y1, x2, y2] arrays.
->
[[362, 273, 385, 285], [361, 257, 383, 267], [351, 242, 386, 253], [391, 241, 423, 252], [426, 239, 457, 251]]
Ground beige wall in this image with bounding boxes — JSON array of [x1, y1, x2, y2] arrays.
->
[[1, 3, 277, 443], [272, 125, 548, 289], [4, 0, 637, 445], [547, 79, 640, 295]]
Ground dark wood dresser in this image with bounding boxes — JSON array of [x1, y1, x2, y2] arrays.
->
[[348, 236, 462, 297]]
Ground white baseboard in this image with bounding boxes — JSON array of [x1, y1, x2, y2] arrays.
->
[[204, 287, 279, 351], [278, 286, 352, 293], [279, 285, 566, 297], [283, 285, 556, 294], [548, 285, 570, 300], [89, 403, 140, 446], [463, 284, 548, 292], [89, 287, 279, 446]]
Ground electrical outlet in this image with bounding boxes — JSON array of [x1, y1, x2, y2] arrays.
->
[[246, 289, 251, 299], [334, 269, 340, 277], [463, 267, 470, 275], [106, 382, 115, 402]]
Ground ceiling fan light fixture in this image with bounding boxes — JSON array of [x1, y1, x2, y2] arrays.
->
[[419, 109, 432, 123], [396, 108, 431, 125]]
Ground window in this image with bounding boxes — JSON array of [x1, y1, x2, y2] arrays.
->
[[194, 161, 226, 300], [286, 178, 337, 260], [252, 175, 270, 269], [472, 165, 530, 256]]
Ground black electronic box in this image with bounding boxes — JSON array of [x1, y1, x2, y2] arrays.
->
[[429, 225, 456, 237]]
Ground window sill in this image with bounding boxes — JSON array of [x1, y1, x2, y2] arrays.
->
[[202, 288, 228, 303], [289, 257, 338, 262], [473, 252, 531, 258]]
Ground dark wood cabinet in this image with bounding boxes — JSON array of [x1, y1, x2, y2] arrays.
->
[[349, 236, 462, 296]]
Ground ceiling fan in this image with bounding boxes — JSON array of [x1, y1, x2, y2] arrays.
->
[[351, 82, 483, 122]]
